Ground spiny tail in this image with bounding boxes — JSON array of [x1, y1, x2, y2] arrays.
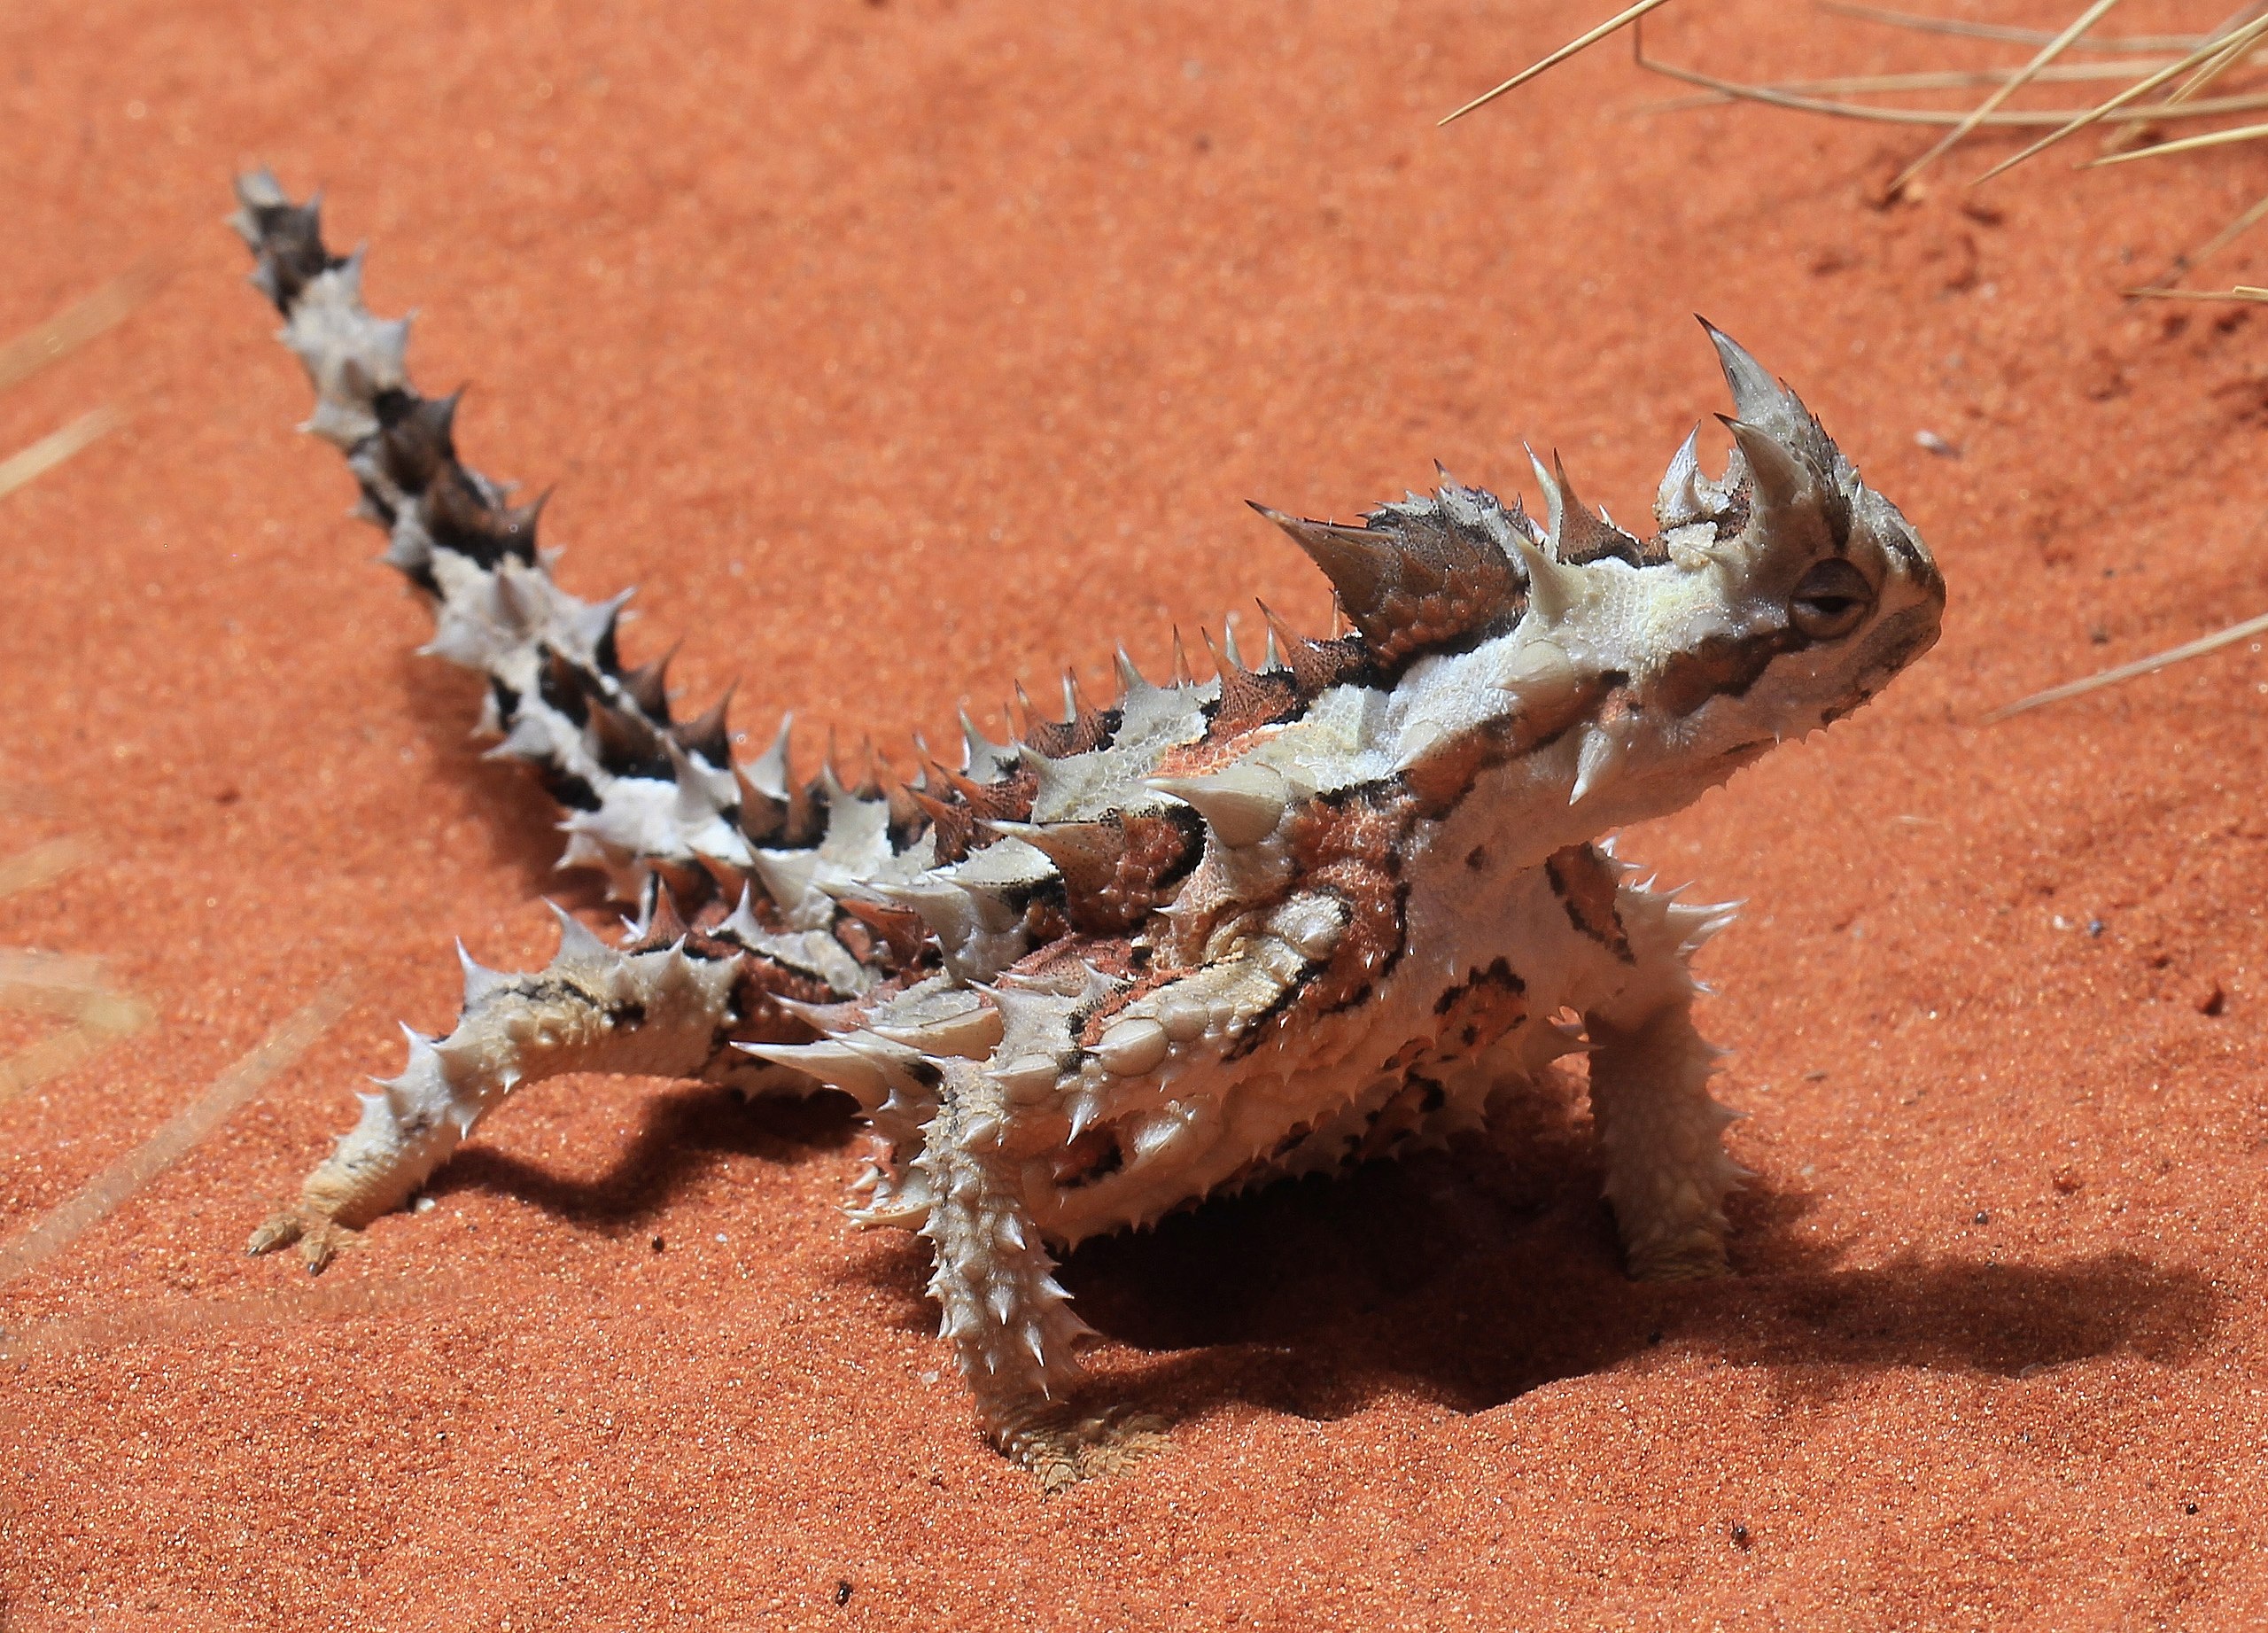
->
[[229, 170, 813, 901]]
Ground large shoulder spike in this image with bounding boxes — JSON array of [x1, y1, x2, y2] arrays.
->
[[985, 819, 1125, 900], [1249, 499, 1525, 668]]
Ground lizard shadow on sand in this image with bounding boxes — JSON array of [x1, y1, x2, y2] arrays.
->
[[426, 1084, 861, 1228], [428, 1074, 2218, 1427], [1035, 1087, 2221, 1426]]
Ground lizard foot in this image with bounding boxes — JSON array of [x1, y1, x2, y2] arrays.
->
[[995, 1404, 1171, 1495], [245, 1204, 354, 1272], [1626, 1230, 1731, 1283]]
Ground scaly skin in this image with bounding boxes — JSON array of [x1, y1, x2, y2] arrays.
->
[[231, 171, 1944, 1485]]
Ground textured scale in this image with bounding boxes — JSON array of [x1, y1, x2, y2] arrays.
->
[[230, 172, 1945, 1489]]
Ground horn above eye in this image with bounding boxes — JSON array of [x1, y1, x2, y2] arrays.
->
[[1789, 558, 1875, 641]]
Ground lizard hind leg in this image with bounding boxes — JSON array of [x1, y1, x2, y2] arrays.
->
[[248, 905, 744, 1270]]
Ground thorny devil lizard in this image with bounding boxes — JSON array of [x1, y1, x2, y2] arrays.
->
[[230, 171, 1944, 1489]]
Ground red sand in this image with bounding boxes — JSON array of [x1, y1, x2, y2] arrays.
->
[[6, 0, 2268, 1626]]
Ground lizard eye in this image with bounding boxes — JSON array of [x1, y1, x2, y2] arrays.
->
[[1789, 558, 1875, 641]]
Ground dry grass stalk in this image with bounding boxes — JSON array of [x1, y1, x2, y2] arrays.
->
[[0, 982, 351, 1287], [0, 256, 167, 394], [1820, 3, 2215, 54], [1986, 610, 2268, 720], [1441, 0, 1679, 124], [0, 836, 90, 902], [0, 408, 120, 502], [1885, 0, 2124, 196], [0, 1271, 467, 1364]]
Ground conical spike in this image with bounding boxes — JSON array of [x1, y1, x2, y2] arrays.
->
[[662, 735, 727, 820], [675, 681, 735, 766], [742, 714, 794, 801], [820, 738, 849, 806], [959, 708, 1016, 779], [455, 939, 513, 1009], [1169, 627, 1194, 688], [1114, 645, 1155, 703], [1699, 318, 1797, 435], [736, 1040, 889, 1107], [1220, 615, 1246, 673], [1525, 446, 1567, 560], [1249, 497, 1525, 667], [1145, 762, 1289, 849], [1493, 636, 1581, 710], [1252, 502, 1400, 626], [986, 819, 1125, 896], [1571, 724, 1626, 805], [849, 735, 884, 801], [543, 900, 615, 971], [637, 878, 689, 946], [1503, 529, 1581, 626], [909, 784, 976, 859], [374, 388, 463, 494], [585, 695, 667, 778], [771, 993, 859, 1032], [721, 883, 765, 943], [1200, 626, 1277, 726], [1654, 425, 1707, 532], [1721, 417, 1813, 516], [564, 587, 633, 672], [1020, 670, 1104, 758], [618, 642, 678, 720], [1255, 601, 1342, 696], [1530, 446, 1642, 567]]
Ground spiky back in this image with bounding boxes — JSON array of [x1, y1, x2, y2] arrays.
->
[[234, 174, 1941, 1027]]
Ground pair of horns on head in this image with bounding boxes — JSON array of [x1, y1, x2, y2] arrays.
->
[[1254, 322, 1842, 662]]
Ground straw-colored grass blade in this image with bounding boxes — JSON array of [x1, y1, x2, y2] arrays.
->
[[0, 981, 351, 1286], [0, 836, 89, 902], [1638, 46, 2268, 128], [1986, 607, 2268, 721], [0, 408, 120, 502], [1820, 3, 2209, 55], [1885, 0, 2124, 198], [1441, 0, 1678, 126], [0, 257, 167, 396], [1977, 12, 2268, 182], [2090, 117, 2268, 166]]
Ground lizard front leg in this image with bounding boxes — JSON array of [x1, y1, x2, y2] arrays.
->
[[248, 906, 744, 1269], [1580, 876, 1748, 1282], [914, 1061, 1162, 1490]]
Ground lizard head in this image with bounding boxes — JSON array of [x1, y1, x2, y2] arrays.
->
[[1254, 321, 1945, 829]]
